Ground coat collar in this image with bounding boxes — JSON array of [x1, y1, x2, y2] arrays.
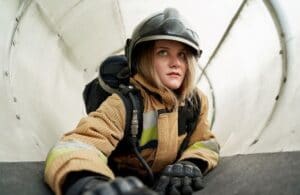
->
[[131, 74, 177, 110]]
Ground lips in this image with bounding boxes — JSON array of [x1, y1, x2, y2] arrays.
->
[[167, 72, 180, 76]]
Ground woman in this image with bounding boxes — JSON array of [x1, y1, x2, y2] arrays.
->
[[44, 8, 220, 195]]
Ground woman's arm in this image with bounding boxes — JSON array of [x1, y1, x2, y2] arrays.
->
[[44, 93, 126, 195], [178, 90, 220, 174]]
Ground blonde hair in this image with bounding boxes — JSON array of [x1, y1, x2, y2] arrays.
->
[[136, 41, 198, 104]]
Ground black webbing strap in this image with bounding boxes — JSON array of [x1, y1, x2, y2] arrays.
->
[[176, 92, 201, 160], [117, 85, 143, 143]]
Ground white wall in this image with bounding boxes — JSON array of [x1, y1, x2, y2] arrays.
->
[[0, 0, 299, 161]]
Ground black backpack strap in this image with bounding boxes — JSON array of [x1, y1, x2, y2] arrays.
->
[[116, 91, 133, 142], [176, 92, 201, 160], [117, 85, 143, 144], [114, 85, 154, 184]]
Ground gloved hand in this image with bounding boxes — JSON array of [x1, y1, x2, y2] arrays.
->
[[65, 175, 157, 195], [154, 161, 204, 195]]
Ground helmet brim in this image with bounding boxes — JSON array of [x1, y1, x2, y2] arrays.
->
[[136, 35, 202, 57]]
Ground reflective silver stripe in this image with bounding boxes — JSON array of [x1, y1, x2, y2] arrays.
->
[[187, 138, 220, 154], [143, 111, 158, 130], [53, 140, 99, 151], [200, 139, 220, 154], [49, 140, 107, 163], [140, 111, 158, 146]]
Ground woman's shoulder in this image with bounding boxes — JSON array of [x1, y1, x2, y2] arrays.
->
[[95, 93, 125, 113]]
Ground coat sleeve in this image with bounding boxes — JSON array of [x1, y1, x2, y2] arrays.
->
[[178, 90, 220, 174], [44, 94, 126, 195]]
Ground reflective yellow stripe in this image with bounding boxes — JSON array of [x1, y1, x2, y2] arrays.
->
[[46, 148, 76, 168], [140, 111, 158, 146], [187, 139, 220, 154], [45, 140, 108, 169], [140, 126, 158, 146]]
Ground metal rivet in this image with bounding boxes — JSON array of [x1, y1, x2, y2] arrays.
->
[[251, 139, 258, 145], [83, 68, 87, 72], [13, 97, 17, 102], [4, 71, 9, 76], [16, 114, 21, 120], [283, 77, 287, 83]]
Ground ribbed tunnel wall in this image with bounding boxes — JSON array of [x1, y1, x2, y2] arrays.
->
[[1, 0, 300, 161]]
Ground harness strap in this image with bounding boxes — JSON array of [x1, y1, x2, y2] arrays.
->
[[118, 85, 143, 143], [176, 92, 201, 160]]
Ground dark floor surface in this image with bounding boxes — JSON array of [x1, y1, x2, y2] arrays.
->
[[1, 151, 299, 195]]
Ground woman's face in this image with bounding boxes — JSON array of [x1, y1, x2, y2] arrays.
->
[[153, 40, 188, 90]]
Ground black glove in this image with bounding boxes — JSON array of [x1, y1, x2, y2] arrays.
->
[[154, 161, 204, 195], [65, 175, 157, 195]]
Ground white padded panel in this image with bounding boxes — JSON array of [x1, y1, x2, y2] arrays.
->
[[36, 0, 126, 77]]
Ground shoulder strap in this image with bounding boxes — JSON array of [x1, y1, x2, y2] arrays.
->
[[176, 92, 201, 160], [113, 86, 154, 183], [115, 85, 143, 147]]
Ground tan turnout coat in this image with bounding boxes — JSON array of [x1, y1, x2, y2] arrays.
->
[[44, 74, 220, 195]]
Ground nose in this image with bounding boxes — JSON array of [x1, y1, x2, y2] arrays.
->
[[169, 55, 181, 68]]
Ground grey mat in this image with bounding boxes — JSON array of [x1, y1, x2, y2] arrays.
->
[[0, 161, 53, 195], [0, 151, 299, 195], [197, 151, 300, 195]]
